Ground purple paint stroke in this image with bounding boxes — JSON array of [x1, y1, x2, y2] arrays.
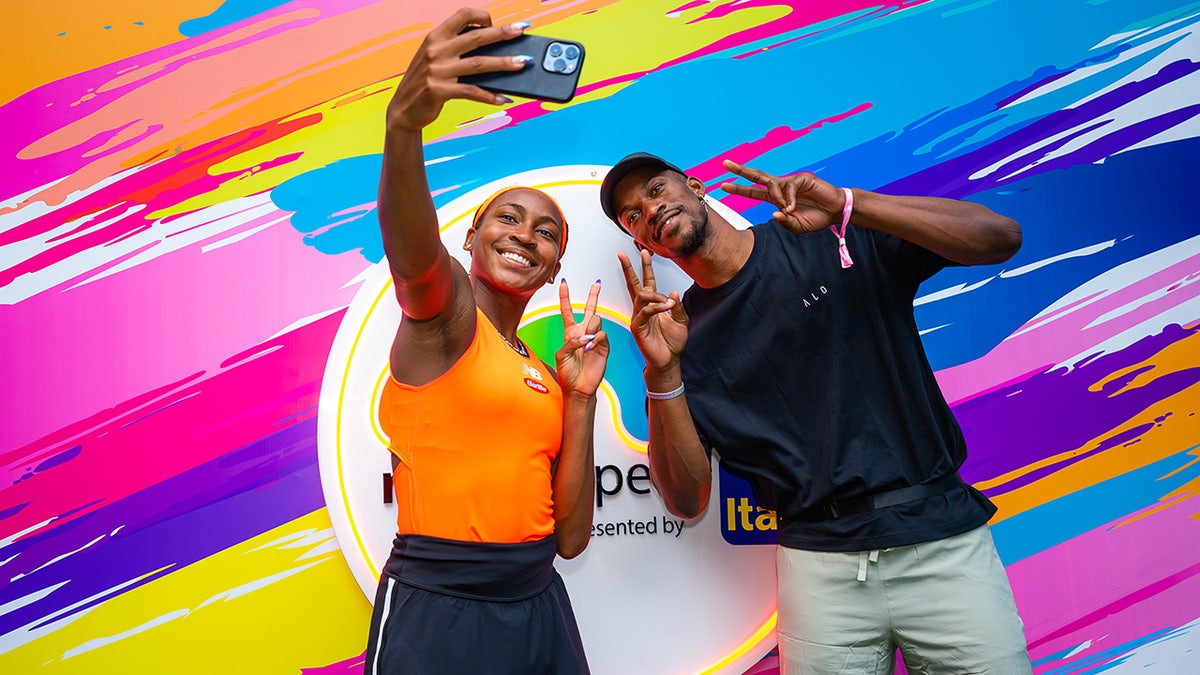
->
[[1, 308, 340, 544], [32, 445, 83, 474], [11, 446, 86, 486], [956, 323, 1200, 489], [0, 501, 30, 521], [985, 101, 1200, 194], [0, 309, 342, 634], [995, 67, 1073, 109], [982, 118, 1111, 185], [886, 60, 1200, 199], [0, 370, 206, 479], [0, 418, 323, 637], [1094, 422, 1156, 453]]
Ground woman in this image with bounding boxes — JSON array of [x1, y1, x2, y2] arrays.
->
[[363, 7, 607, 675]]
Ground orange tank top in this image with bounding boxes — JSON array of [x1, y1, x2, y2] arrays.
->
[[378, 308, 564, 543]]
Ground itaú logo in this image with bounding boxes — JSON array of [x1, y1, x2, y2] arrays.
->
[[316, 166, 777, 674]]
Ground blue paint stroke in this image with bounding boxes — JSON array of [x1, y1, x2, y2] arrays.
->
[[180, 0, 294, 37], [990, 447, 1200, 565]]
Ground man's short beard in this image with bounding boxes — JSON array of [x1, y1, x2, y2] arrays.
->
[[676, 205, 710, 257]]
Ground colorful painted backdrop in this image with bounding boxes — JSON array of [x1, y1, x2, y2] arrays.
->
[[2, 1, 1198, 673]]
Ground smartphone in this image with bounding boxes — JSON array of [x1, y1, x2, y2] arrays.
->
[[460, 32, 585, 103]]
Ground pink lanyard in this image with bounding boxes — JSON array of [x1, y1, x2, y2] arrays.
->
[[828, 187, 855, 269]]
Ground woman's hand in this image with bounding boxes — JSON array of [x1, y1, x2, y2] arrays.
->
[[555, 279, 609, 398], [387, 7, 532, 133]]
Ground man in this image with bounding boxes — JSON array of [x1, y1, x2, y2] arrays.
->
[[600, 151, 1032, 674]]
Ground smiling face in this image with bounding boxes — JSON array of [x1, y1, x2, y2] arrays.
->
[[464, 187, 565, 295], [612, 167, 710, 259]]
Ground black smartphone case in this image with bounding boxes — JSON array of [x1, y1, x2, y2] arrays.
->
[[461, 34, 585, 103]]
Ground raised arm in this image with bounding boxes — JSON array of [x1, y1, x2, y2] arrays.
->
[[720, 160, 1021, 266], [379, 8, 532, 320], [619, 250, 712, 519], [551, 280, 609, 558], [846, 189, 1021, 265]]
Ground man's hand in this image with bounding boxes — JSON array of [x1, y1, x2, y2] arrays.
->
[[618, 249, 688, 372], [719, 159, 846, 234]]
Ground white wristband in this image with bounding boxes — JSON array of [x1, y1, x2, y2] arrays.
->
[[646, 383, 685, 400]]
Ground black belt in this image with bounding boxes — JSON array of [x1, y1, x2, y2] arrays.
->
[[384, 533, 557, 602], [799, 472, 965, 520]]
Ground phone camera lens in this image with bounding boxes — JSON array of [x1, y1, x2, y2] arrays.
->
[[565, 46, 579, 59], [549, 44, 563, 57], [554, 58, 567, 72]]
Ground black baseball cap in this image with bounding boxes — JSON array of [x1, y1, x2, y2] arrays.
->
[[599, 152, 687, 231]]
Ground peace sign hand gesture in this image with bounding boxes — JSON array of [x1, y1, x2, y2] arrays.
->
[[618, 249, 689, 372], [719, 159, 846, 234], [555, 279, 609, 398]]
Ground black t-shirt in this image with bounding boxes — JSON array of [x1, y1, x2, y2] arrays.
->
[[681, 220, 996, 551]]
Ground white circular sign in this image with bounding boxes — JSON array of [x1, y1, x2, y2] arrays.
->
[[317, 165, 777, 674]]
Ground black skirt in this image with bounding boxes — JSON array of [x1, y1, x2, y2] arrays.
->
[[364, 533, 590, 675]]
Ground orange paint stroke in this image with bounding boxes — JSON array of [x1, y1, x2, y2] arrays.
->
[[986, 339, 1200, 523], [11, 0, 617, 212]]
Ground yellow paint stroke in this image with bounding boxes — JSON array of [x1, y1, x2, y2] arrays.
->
[[170, 0, 753, 215], [13, 1, 617, 210], [1, 510, 369, 674], [14, 1, 777, 218], [982, 327, 1200, 523]]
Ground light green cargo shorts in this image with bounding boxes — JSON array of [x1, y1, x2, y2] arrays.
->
[[776, 525, 1032, 675]]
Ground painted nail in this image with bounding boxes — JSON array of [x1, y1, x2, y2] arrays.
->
[[595, 279, 602, 284], [511, 21, 532, 31], [496, 95, 513, 104], [582, 334, 596, 340], [513, 55, 534, 65], [561, 277, 567, 284]]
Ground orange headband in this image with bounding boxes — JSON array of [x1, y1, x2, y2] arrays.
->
[[470, 187, 569, 257]]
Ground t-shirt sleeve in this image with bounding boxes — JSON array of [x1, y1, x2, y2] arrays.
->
[[865, 228, 954, 293]]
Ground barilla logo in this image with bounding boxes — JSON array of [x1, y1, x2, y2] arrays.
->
[[524, 378, 549, 394], [522, 363, 548, 393], [718, 461, 778, 545]]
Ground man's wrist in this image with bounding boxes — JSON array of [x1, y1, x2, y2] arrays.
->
[[646, 383, 685, 400], [643, 364, 682, 393]]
